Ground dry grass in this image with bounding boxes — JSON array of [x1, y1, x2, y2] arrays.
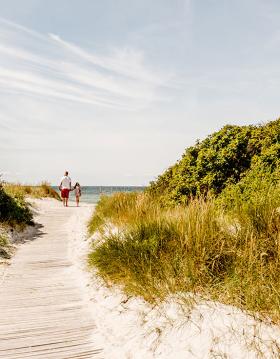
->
[[3, 182, 61, 201], [88, 181, 280, 323]]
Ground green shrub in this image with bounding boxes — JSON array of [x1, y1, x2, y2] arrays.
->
[[0, 186, 33, 227], [149, 118, 280, 205]]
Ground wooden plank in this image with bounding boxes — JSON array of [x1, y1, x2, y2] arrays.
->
[[0, 202, 103, 359]]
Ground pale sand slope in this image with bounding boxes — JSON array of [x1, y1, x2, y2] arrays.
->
[[85, 243, 280, 357], [0, 199, 103, 359]]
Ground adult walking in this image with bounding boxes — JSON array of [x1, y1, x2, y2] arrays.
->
[[59, 171, 72, 207]]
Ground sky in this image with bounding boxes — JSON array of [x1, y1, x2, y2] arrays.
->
[[0, 0, 280, 185]]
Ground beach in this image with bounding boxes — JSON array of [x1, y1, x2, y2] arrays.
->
[[1, 1, 280, 357], [1, 198, 280, 358]]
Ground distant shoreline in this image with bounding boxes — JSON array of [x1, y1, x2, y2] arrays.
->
[[52, 185, 146, 204]]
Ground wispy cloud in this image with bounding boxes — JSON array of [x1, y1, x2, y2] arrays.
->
[[0, 18, 170, 110], [48, 33, 164, 85]]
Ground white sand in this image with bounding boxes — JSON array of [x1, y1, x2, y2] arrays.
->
[[1, 198, 280, 359]]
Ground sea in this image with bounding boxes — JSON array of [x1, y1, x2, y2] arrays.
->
[[53, 186, 146, 204]]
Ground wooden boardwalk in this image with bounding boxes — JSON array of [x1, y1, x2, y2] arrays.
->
[[0, 201, 103, 359]]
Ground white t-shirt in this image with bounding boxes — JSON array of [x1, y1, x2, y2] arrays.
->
[[60, 176, 71, 189]]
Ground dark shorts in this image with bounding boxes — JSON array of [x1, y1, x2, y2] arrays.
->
[[61, 188, 70, 199]]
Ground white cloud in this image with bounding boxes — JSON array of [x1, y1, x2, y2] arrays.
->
[[0, 18, 170, 111]]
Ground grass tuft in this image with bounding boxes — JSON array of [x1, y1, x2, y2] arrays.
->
[[0, 233, 12, 259], [88, 177, 280, 322]]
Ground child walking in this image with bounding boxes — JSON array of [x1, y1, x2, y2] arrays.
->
[[73, 182, 81, 207]]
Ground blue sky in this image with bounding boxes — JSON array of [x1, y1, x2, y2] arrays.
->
[[0, 0, 280, 185]]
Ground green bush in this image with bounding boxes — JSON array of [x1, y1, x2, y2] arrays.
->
[[0, 186, 33, 227], [149, 118, 280, 205]]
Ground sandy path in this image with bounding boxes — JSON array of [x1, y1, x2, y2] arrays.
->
[[0, 199, 103, 359]]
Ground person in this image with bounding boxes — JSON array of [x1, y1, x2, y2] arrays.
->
[[59, 171, 71, 207], [73, 182, 81, 207]]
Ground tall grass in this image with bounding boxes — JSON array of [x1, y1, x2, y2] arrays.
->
[[88, 178, 280, 322], [3, 182, 61, 201]]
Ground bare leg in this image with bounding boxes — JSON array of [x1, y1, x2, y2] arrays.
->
[[76, 196, 79, 207], [62, 198, 66, 206], [66, 198, 69, 207]]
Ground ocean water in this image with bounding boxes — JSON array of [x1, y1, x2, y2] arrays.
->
[[53, 186, 146, 204]]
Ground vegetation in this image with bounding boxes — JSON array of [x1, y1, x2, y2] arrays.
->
[[148, 119, 280, 205], [88, 118, 280, 322], [0, 181, 60, 258], [0, 185, 34, 227], [0, 233, 12, 259], [3, 182, 61, 201]]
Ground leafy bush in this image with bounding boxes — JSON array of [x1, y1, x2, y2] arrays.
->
[[149, 118, 280, 205]]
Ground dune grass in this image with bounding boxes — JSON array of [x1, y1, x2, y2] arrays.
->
[[3, 182, 61, 201], [0, 186, 32, 258], [0, 233, 12, 259], [0, 181, 60, 229], [0, 185, 34, 228], [0, 181, 60, 258], [88, 176, 280, 322]]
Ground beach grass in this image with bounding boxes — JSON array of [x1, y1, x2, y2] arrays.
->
[[0, 181, 60, 229], [0, 233, 12, 259], [0, 185, 34, 228], [0, 181, 61, 258], [88, 177, 280, 322], [3, 182, 61, 201]]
